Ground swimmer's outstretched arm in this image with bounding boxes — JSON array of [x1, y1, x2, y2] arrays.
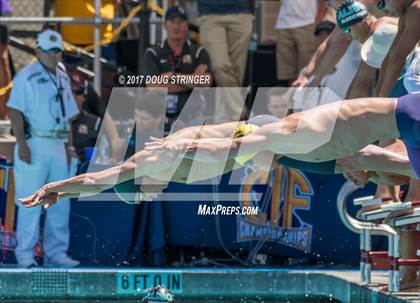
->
[[166, 120, 291, 163], [155, 98, 401, 164], [151, 107, 337, 162], [145, 121, 244, 152], [165, 121, 240, 140], [21, 122, 242, 208], [20, 150, 174, 208]]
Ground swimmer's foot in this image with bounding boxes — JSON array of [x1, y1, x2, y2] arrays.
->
[[375, 184, 400, 202], [378, 277, 420, 293], [398, 276, 420, 292], [357, 183, 401, 218], [383, 207, 414, 223]]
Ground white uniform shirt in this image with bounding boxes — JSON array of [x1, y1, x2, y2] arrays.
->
[[8, 61, 79, 133], [275, 0, 318, 30], [321, 40, 361, 99]]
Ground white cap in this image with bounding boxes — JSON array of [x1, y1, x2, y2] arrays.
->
[[36, 29, 64, 51], [361, 24, 397, 68]]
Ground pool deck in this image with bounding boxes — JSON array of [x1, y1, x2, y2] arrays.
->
[[0, 267, 418, 302], [327, 270, 419, 303]]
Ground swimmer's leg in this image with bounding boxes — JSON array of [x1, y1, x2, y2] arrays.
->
[[398, 228, 420, 291]]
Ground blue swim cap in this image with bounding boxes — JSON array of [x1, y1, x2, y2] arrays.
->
[[336, 0, 368, 33]]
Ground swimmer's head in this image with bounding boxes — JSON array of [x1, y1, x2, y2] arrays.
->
[[338, 1, 377, 44], [232, 115, 281, 139], [232, 123, 259, 139], [232, 123, 259, 166], [336, 1, 369, 36], [233, 115, 280, 166]]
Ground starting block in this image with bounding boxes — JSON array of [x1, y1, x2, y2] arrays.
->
[[358, 202, 414, 222], [353, 195, 383, 207], [353, 196, 397, 286], [385, 208, 420, 292], [354, 195, 420, 292]]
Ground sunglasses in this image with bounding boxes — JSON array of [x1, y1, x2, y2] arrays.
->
[[44, 48, 62, 54], [376, 0, 386, 9]]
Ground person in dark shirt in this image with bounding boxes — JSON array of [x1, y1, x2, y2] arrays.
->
[[83, 83, 105, 117], [143, 6, 212, 130], [125, 92, 167, 158], [70, 77, 103, 162], [69, 72, 124, 161]]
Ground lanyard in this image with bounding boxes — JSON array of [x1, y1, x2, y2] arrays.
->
[[40, 62, 66, 123], [170, 53, 182, 72]]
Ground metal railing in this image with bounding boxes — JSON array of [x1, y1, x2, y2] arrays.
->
[[336, 181, 397, 286], [0, 17, 161, 25], [0, 0, 163, 95]]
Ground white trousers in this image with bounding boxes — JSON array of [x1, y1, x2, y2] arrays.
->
[[14, 136, 70, 261]]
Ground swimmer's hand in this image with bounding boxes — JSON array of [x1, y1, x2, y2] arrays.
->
[[343, 171, 372, 187], [291, 74, 309, 88], [20, 185, 59, 209]]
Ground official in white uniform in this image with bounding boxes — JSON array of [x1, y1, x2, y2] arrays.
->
[[7, 30, 80, 267]]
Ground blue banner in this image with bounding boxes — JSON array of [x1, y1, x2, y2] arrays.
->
[[0, 164, 383, 266]]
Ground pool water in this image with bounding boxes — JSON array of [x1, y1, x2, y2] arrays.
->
[[1, 297, 341, 303], [183, 298, 341, 303]]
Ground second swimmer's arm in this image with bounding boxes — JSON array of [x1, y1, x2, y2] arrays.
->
[[188, 116, 303, 162], [167, 121, 239, 140], [186, 132, 272, 163]]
